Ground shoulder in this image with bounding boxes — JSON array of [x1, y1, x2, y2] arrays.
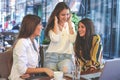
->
[[18, 38, 29, 43], [92, 34, 102, 46], [92, 34, 101, 42], [16, 38, 30, 46]]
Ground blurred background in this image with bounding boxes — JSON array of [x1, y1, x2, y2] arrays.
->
[[0, 0, 120, 59]]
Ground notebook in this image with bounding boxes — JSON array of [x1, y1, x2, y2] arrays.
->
[[99, 58, 120, 80]]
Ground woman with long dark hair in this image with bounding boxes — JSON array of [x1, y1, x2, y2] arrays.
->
[[74, 18, 103, 72]]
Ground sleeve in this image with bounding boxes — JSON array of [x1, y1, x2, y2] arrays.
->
[[91, 35, 103, 63], [49, 30, 60, 42], [13, 39, 28, 75], [69, 22, 77, 43]]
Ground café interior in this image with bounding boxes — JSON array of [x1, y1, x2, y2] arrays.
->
[[0, 0, 120, 80]]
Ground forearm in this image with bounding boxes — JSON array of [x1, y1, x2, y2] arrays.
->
[[53, 16, 59, 34], [68, 21, 74, 34], [53, 25, 59, 34], [25, 67, 46, 74]]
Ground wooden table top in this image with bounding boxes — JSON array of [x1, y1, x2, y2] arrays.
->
[[27, 76, 86, 80], [26, 69, 102, 80]]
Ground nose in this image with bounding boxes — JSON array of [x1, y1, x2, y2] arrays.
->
[[64, 14, 68, 19], [40, 24, 43, 29], [41, 26, 43, 29]]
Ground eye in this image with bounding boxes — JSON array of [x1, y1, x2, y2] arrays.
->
[[81, 26, 84, 28]]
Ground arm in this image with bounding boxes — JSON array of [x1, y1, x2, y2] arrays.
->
[[48, 16, 61, 42], [91, 35, 103, 63], [67, 14, 76, 43], [25, 67, 53, 77], [68, 14, 75, 34], [52, 16, 59, 34], [49, 30, 60, 42], [69, 22, 76, 43], [14, 39, 53, 78]]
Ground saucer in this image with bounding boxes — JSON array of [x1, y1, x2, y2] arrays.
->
[[50, 78, 66, 80]]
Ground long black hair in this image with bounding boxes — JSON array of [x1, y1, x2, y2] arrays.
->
[[74, 18, 95, 60]]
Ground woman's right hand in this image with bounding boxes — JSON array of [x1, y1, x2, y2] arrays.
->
[[44, 68, 54, 77], [53, 16, 59, 34]]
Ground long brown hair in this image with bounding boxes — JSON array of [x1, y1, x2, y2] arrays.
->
[[12, 14, 41, 48], [44, 2, 70, 39], [17, 14, 41, 39], [74, 18, 95, 60]]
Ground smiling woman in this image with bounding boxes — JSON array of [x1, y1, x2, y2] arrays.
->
[[74, 18, 103, 72], [44, 2, 76, 74]]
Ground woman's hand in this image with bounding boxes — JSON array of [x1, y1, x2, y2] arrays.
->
[[67, 13, 72, 23], [67, 14, 74, 34], [53, 16, 59, 34], [44, 68, 54, 77], [54, 16, 58, 25], [20, 74, 30, 79]]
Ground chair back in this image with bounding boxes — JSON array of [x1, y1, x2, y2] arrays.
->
[[0, 48, 13, 79], [39, 46, 44, 67]]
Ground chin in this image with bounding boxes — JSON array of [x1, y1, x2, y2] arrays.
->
[[80, 35, 84, 37]]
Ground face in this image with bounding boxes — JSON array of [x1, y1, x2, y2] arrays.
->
[[78, 22, 86, 37], [58, 9, 70, 23], [33, 23, 42, 37]]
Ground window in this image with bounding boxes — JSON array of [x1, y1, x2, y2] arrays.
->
[[77, 0, 120, 58]]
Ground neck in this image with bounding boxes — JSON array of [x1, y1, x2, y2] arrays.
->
[[58, 21, 65, 27], [58, 22, 65, 31], [30, 36, 35, 43]]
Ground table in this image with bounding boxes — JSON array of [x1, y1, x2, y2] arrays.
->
[[26, 69, 102, 80], [25, 72, 87, 80], [27, 76, 86, 80], [80, 69, 102, 80]]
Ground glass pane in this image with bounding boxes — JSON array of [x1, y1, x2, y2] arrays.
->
[[77, 0, 120, 58]]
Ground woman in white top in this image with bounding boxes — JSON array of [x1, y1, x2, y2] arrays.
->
[[9, 14, 53, 80], [44, 2, 76, 74]]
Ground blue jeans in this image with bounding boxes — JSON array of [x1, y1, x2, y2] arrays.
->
[[44, 52, 74, 74]]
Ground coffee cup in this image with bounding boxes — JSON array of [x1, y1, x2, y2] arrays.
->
[[54, 71, 63, 80]]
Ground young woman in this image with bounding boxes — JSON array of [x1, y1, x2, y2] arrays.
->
[[44, 2, 76, 74], [9, 14, 53, 80], [74, 18, 103, 72]]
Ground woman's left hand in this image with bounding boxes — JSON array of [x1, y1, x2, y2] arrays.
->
[[20, 74, 30, 79], [67, 13, 72, 23]]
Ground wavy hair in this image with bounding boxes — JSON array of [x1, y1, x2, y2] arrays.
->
[[45, 2, 70, 39], [74, 18, 95, 60], [17, 14, 41, 39]]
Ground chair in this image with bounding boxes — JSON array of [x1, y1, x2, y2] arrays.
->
[[39, 46, 44, 67], [0, 48, 13, 79]]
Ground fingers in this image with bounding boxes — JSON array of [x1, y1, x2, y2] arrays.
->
[[67, 14, 72, 22], [44, 68, 54, 77], [20, 74, 30, 79], [48, 70, 54, 77], [62, 66, 68, 73], [54, 16, 58, 23]]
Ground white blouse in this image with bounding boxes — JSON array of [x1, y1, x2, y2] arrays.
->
[[9, 38, 39, 80], [46, 22, 76, 54]]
